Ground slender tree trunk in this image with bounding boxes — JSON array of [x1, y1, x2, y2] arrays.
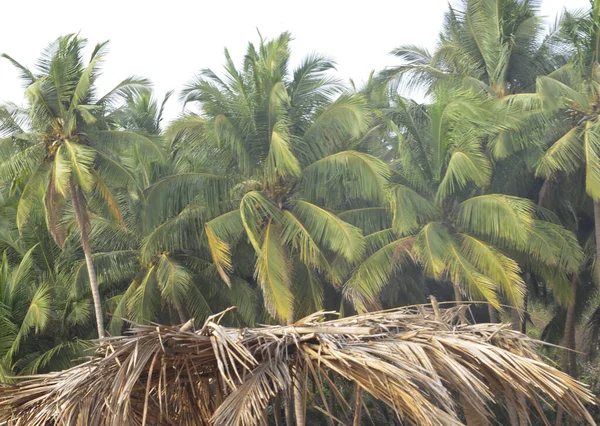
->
[[511, 308, 520, 332], [174, 299, 187, 324], [71, 181, 105, 339], [461, 394, 489, 426], [521, 290, 528, 334], [285, 390, 294, 426], [293, 369, 306, 426], [565, 276, 578, 379], [488, 305, 497, 323], [353, 386, 362, 426], [507, 306, 528, 426], [556, 275, 579, 426], [507, 403, 520, 426], [274, 395, 282, 426], [453, 283, 462, 304]]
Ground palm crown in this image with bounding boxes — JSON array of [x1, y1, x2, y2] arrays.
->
[[0, 34, 161, 338], [170, 33, 389, 322]]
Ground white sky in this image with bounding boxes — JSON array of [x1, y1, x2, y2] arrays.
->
[[0, 0, 589, 122]]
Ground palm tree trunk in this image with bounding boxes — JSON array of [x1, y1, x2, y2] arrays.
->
[[453, 283, 462, 304], [461, 394, 489, 425], [511, 308, 520, 332], [565, 276, 578, 379], [488, 305, 498, 323], [285, 391, 294, 426], [521, 291, 528, 334], [353, 385, 362, 426], [507, 304, 528, 426], [174, 299, 187, 324], [274, 395, 282, 426], [556, 275, 579, 426], [293, 371, 306, 426], [70, 181, 105, 339]]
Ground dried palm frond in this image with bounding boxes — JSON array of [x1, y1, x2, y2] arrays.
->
[[0, 304, 596, 426]]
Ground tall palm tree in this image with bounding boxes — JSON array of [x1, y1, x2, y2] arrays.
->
[[535, 0, 600, 289], [384, 0, 563, 97], [343, 87, 583, 316], [169, 33, 388, 324], [0, 35, 161, 338]]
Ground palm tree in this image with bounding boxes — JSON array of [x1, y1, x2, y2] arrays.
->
[[384, 0, 564, 99], [343, 87, 583, 317], [535, 0, 600, 290], [0, 35, 162, 338], [169, 33, 388, 324], [0, 202, 90, 381]]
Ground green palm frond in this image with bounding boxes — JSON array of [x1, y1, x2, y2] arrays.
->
[[290, 200, 364, 262], [127, 266, 160, 324], [521, 220, 583, 274], [445, 242, 500, 308], [0, 143, 45, 183], [301, 151, 389, 204], [88, 131, 164, 161], [292, 262, 325, 318], [304, 94, 371, 153], [337, 207, 391, 235], [458, 233, 524, 307], [280, 210, 330, 275], [265, 119, 301, 184], [435, 146, 491, 202], [6, 284, 51, 360], [454, 195, 536, 248], [63, 140, 95, 192], [155, 254, 192, 308], [388, 184, 437, 235], [412, 222, 451, 280], [95, 76, 152, 108], [240, 191, 280, 252], [140, 204, 205, 264], [536, 75, 588, 112], [344, 235, 415, 313], [204, 210, 245, 285], [90, 170, 124, 227], [254, 220, 293, 322], [536, 127, 582, 177], [16, 163, 50, 231], [144, 173, 227, 226], [1, 54, 36, 87]]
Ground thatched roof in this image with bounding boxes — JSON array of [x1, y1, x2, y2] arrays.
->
[[0, 304, 596, 425]]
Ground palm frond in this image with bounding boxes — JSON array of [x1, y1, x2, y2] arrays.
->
[[454, 195, 536, 248], [290, 200, 365, 262], [254, 220, 293, 322]]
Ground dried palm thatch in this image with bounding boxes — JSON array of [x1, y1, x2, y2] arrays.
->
[[0, 304, 596, 426]]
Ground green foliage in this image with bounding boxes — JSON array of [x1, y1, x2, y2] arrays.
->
[[2, 6, 600, 396]]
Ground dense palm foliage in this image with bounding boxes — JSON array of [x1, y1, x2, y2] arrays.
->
[[1, 0, 600, 424]]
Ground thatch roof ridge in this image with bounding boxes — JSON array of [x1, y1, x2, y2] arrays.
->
[[0, 304, 596, 425]]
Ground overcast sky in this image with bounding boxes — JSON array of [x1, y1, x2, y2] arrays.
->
[[0, 0, 590, 122]]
